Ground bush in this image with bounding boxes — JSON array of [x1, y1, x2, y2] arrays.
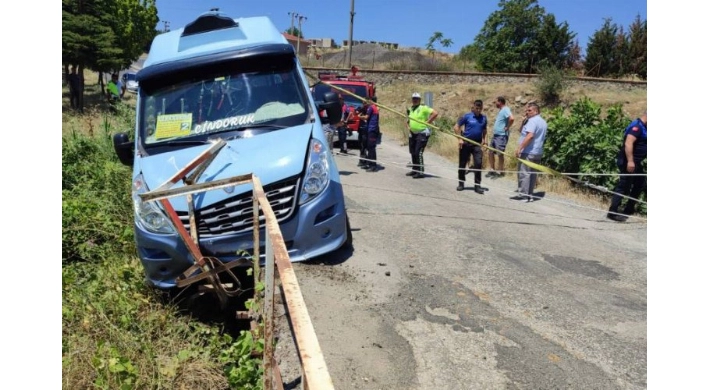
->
[[544, 97, 627, 187], [62, 74, 262, 390], [430, 115, 457, 147], [534, 64, 571, 105], [543, 97, 646, 214], [62, 118, 134, 262]]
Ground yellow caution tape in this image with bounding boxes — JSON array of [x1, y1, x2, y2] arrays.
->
[[306, 71, 602, 188]]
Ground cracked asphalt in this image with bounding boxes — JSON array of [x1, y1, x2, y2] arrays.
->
[[274, 133, 646, 390]]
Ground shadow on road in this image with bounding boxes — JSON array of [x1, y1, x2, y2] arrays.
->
[[302, 239, 354, 266]]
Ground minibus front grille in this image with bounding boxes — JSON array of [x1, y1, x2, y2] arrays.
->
[[176, 176, 300, 237]]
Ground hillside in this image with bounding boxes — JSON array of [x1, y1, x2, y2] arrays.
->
[[306, 43, 458, 71]]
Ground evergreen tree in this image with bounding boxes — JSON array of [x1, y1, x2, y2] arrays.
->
[[62, 0, 158, 95], [566, 39, 583, 72], [627, 14, 647, 79], [584, 18, 620, 77], [613, 27, 630, 77]]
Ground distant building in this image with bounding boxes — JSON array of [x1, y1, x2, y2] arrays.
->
[[310, 38, 335, 49], [342, 40, 398, 50], [282, 33, 310, 55]]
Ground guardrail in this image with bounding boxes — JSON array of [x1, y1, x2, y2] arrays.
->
[[138, 141, 333, 390], [252, 175, 334, 390]]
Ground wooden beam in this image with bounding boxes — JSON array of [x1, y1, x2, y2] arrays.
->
[[256, 179, 334, 390]]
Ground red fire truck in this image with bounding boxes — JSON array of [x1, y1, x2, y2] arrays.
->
[[312, 72, 376, 146]]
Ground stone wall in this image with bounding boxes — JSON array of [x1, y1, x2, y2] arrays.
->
[[304, 67, 647, 93]]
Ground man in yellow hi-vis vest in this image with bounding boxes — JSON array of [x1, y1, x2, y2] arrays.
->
[[405, 92, 438, 178]]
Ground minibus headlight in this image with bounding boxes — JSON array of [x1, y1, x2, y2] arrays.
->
[[133, 174, 176, 234], [300, 139, 329, 204]]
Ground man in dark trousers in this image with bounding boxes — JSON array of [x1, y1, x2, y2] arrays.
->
[[607, 111, 647, 222], [360, 97, 380, 172], [67, 65, 83, 112], [356, 102, 370, 168], [454, 100, 487, 193], [405, 92, 438, 178], [338, 99, 354, 154]]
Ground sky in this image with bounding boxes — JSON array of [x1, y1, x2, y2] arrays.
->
[[153, 0, 647, 54]]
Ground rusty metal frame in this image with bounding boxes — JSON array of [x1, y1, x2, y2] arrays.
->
[[137, 144, 333, 389]]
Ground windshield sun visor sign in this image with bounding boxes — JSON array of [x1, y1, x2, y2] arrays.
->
[[155, 113, 193, 139]]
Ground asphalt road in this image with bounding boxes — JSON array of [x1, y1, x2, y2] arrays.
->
[[276, 132, 647, 390]]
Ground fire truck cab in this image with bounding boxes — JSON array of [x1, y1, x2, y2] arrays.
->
[[311, 72, 376, 146]]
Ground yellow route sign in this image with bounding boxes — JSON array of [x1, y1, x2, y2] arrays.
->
[[155, 113, 193, 139]]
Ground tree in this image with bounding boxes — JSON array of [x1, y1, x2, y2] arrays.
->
[[566, 39, 583, 72], [63, 0, 117, 71], [585, 16, 646, 79], [112, 0, 159, 69], [584, 18, 620, 77], [285, 27, 302, 38], [457, 44, 476, 62], [613, 27, 629, 77], [533, 14, 575, 69], [426, 31, 443, 56], [426, 32, 453, 57], [468, 0, 576, 73], [63, 0, 158, 98], [627, 14, 647, 79]]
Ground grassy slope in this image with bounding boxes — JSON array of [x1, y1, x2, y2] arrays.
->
[[61, 75, 258, 390]]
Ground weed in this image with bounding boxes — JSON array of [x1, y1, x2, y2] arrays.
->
[[63, 81, 263, 389], [62, 118, 134, 263], [219, 330, 265, 390], [534, 64, 572, 105]]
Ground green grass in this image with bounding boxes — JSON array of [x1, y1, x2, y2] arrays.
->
[[62, 78, 264, 389]]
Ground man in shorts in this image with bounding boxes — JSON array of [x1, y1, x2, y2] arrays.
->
[[487, 96, 514, 178]]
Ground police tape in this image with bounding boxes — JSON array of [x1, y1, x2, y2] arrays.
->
[[306, 71, 646, 205], [332, 151, 647, 222]]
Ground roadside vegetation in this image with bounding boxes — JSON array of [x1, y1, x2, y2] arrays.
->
[[61, 80, 265, 389]]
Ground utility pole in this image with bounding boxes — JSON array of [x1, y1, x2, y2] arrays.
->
[[288, 11, 298, 35], [296, 14, 307, 56], [347, 0, 355, 69]]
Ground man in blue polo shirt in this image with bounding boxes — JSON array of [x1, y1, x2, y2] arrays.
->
[[454, 99, 487, 193]]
